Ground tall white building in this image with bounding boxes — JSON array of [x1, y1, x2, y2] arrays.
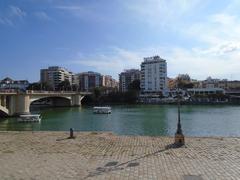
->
[[140, 56, 167, 95]]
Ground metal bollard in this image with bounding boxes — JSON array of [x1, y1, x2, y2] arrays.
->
[[70, 128, 74, 138]]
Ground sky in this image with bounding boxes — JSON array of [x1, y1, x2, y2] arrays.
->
[[1, 0, 240, 82]]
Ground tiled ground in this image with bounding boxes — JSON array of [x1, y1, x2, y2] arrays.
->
[[0, 131, 240, 180]]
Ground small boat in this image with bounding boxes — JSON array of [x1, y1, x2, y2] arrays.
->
[[93, 107, 111, 114], [17, 114, 41, 122]]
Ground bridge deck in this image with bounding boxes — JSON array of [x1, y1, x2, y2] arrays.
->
[[0, 91, 91, 95]]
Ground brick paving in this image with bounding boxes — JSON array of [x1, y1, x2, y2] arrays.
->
[[0, 131, 240, 180]]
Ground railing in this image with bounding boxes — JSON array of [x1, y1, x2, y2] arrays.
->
[[0, 90, 92, 95], [25, 90, 91, 94], [0, 90, 18, 95]]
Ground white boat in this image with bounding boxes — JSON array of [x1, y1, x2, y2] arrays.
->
[[93, 107, 111, 114], [17, 114, 41, 122]]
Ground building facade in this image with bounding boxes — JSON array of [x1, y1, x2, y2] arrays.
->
[[77, 71, 102, 92], [140, 56, 167, 96], [187, 88, 225, 95], [102, 75, 118, 88], [40, 66, 74, 90], [0, 77, 29, 91], [119, 69, 140, 92], [197, 77, 240, 90]]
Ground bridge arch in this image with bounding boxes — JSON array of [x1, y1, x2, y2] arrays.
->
[[0, 92, 90, 116], [0, 105, 9, 117], [30, 96, 72, 108]]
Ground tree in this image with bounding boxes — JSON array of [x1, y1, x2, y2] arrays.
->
[[176, 77, 194, 90], [93, 87, 101, 99], [72, 84, 79, 91], [41, 82, 52, 91], [27, 82, 52, 91], [57, 80, 71, 91], [128, 79, 140, 91]]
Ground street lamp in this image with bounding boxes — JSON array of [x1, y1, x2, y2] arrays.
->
[[174, 79, 185, 146]]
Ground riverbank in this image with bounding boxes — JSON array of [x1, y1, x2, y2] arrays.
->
[[138, 101, 240, 105], [1, 131, 240, 179]]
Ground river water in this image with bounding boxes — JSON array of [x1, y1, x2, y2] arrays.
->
[[0, 105, 240, 137]]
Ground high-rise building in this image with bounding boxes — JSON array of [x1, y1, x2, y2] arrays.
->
[[119, 69, 140, 92], [40, 66, 74, 90], [77, 71, 103, 92], [140, 56, 167, 95]]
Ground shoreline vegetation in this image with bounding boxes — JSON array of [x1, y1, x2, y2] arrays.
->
[[81, 89, 240, 106], [80, 80, 240, 106]]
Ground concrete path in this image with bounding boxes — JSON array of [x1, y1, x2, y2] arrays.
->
[[0, 131, 240, 180]]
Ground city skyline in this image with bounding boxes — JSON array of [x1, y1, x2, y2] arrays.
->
[[1, 0, 240, 81]]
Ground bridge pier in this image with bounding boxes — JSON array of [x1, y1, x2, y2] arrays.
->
[[15, 95, 30, 115], [1, 96, 7, 107], [71, 95, 82, 106]]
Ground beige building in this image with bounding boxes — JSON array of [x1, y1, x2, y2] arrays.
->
[[199, 77, 240, 90], [227, 81, 240, 89], [102, 75, 118, 88], [40, 66, 75, 90]]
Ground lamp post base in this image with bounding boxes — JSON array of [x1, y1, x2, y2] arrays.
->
[[175, 133, 185, 146]]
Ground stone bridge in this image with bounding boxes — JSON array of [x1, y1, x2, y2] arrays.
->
[[0, 91, 91, 116]]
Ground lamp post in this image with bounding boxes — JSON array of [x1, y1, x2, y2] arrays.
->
[[174, 80, 185, 146]]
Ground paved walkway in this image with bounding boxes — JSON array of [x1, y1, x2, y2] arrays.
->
[[0, 131, 240, 180]]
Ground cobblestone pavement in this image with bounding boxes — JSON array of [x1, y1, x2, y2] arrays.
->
[[0, 131, 240, 180]]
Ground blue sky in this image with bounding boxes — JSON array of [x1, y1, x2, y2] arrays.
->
[[1, 0, 240, 82]]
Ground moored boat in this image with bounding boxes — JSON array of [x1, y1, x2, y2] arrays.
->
[[93, 107, 111, 114], [17, 114, 41, 122]]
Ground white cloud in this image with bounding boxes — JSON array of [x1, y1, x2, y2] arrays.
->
[[187, 11, 240, 45], [9, 6, 26, 18], [68, 43, 240, 80], [55, 5, 108, 22], [193, 42, 240, 56], [34, 11, 52, 21], [0, 6, 26, 26], [69, 47, 143, 78], [166, 47, 240, 80], [0, 17, 14, 26], [60, 0, 240, 80], [123, 0, 201, 27]]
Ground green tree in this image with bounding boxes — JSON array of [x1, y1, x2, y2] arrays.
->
[[93, 87, 101, 99], [128, 79, 140, 91], [57, 80, 71, 91], [27, 82, 52, 91]]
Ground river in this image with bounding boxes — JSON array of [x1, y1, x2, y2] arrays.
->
[[0, 105, 240, 137]]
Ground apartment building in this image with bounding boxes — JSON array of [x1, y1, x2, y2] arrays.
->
[[40, 66, 74, 90], [77, 71, 102, 92], [119, 69, 140, 92], [140, 56, 167, 96], [199, 77, 240, 90]]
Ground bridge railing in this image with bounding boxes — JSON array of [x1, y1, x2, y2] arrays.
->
[[0, 89, 92, 95], [0, 89, 19, 93], [25, 90, 92, 95]]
